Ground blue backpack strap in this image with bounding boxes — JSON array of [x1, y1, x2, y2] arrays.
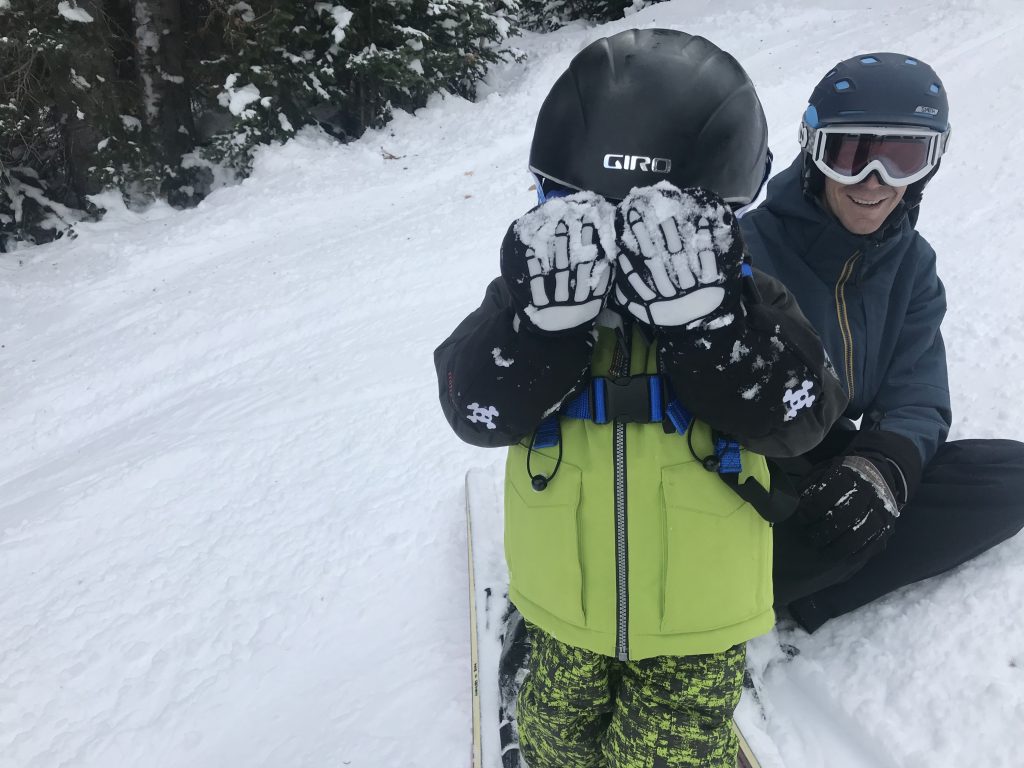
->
[[665, 399, 692, 435], [662, 401, 743, 478], [649, 376, 663, 421], [564, 388, 593, 420], [714, 436, 743, 475], [531, 415, 561, 449], [594, 378, 608, 424]]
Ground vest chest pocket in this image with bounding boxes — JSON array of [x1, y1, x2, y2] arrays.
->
[[504, 453, 586, 627], [659, 461, 772, 634]]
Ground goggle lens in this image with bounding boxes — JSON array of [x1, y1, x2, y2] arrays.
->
[[821, 133, 932, 181]]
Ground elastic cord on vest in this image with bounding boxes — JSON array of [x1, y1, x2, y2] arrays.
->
[[687, 420, 722, 472], [527, 418, 563, 491]]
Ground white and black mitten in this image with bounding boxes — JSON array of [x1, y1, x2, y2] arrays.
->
[[501, 193, 617, 334], [614, 183, 743, 329]]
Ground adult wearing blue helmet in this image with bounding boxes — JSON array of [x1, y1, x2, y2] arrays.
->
[[741, 53, 1024, 632]]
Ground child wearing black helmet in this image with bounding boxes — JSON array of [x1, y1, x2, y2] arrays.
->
[[435, 28, 845, 768]]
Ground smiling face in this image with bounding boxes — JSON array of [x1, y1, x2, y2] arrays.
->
[[823, 173, 907, 235]]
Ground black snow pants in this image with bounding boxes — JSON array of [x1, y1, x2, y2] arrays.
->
[[772, 426, 1024, 633]]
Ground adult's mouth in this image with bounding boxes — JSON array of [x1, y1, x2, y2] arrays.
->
[[848, 194, 888, 207]]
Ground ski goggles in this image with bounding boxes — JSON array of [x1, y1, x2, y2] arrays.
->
[[799, 124, 951, 186], [534, 173, 576, 203]]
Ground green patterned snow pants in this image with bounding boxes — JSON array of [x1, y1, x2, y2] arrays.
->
[[517, 623, 745, 768]]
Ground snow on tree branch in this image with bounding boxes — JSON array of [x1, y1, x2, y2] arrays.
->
[[57, 1, 94, 23]]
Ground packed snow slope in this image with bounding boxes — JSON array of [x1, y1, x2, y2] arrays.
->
[[2, 1, 1023, 766]]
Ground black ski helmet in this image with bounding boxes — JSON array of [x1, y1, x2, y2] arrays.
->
[[803, 52, 949, 132], [529, 29, 770, 205], [800, 52, 950, 201]]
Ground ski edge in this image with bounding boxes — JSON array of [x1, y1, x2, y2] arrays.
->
[[734, 718, 762, 768], [466, 470, 484, 768]]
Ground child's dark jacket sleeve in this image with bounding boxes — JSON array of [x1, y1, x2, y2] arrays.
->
[[434, 278, 594, 447], [658, 268, 846, 458], [435, 271, 844, 457]]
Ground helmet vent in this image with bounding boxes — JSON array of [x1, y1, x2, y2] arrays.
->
[[930, 83, 941, 94], [905, 58, 919, 65], [834, 79, 852, 91], [860, 56, 880, 64]]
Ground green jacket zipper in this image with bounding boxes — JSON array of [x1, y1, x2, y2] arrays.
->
[[610, 335, 630, 661], [834, 251, 860, 401]]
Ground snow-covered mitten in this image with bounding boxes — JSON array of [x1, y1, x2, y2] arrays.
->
[[500, 193, 617, 335], [613, 183, 744, 330], [798, 456, 900, 560]]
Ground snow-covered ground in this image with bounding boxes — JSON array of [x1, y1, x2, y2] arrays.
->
[[2, 1, 1023, 766]]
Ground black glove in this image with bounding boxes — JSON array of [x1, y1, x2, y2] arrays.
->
[[613, 184, 744, 329], [844, 428, 923, 506], [500, 192, 616, 335], [797, 455, 900, 560]]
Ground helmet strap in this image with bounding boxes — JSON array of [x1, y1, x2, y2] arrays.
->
[[801, 154, 825, 200]]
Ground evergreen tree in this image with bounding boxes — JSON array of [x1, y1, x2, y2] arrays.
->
[[190, 0, 520, 172], [1, 0, 520, 250], [519, 0, 659, 31], [1, 0, 138, 246]]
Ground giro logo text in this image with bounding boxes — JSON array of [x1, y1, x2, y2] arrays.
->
[[603, 154, 672, 173]]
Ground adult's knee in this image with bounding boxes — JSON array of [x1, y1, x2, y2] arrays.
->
[[918, 438, 1024, 546], [930, 438, 1024, 475]]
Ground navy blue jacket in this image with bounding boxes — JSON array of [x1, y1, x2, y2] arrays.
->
[[740, 158, 951, 468]]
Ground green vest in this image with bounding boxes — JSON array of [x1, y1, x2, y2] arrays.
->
[[504, 324, 774, 660]]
